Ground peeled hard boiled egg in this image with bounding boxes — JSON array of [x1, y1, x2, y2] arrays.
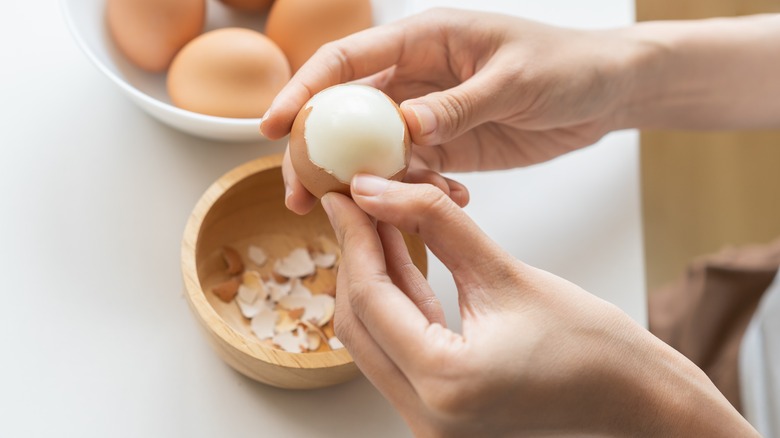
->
[[289, 85, 411, 198], [265, 0, 372, 72], [106, 0, 205, 72], [167, 28, 291, 119]]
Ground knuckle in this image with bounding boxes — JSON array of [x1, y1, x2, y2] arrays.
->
[[388, 183, 455, 236], [346, 275, 386, 319], [411, 185, 454, 233], [436, 91, 473, 135], [316, 42, 355, 81]]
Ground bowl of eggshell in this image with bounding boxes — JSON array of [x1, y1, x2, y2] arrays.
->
[[181, 153, 428, 389], [61, 0, 395, 142]]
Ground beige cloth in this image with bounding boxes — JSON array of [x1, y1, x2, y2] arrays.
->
[[649, 238, 780, 412]]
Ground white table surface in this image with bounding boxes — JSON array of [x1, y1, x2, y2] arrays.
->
[[0, 1, 643, 436]]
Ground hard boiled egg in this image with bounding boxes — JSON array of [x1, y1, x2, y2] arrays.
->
[[167, 28, 291, 119], [289, 85, 411, 198], [265, 0, 373, 72], [106, 0, 205, 72]]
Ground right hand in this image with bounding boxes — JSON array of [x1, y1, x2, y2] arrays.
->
[[320, 175, 760, 437], [261, 8, 646, 212]]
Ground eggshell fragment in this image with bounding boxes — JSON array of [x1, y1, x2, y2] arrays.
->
[[273, 329, 308, 353], [167, 28, 291, 118], [267, 279, 292, 302], [238, 298, 268, 319], [265, 0, 372, 72], [247, 245, 268, 266], [312, 295, 336, 326], [274, 248, 316, 278], [306, 331, 322, 351], [289, 85, 411, 198], [222, 246, 244, 275], [274, 310, 299, 334], [277, 295, 309, 312], [237, 284, 259, 304], [328, 337, 345, 350], [289, 279, 313, 298], [311, 251, 337, 269], [250, 307, 277, 340], [107, 0, 205, 72], [212, 277, 240, 302], [304, 294, 335, 326]]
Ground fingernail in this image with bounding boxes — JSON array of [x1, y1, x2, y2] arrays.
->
[[283, 182, 292, 209], [352, 174, 390, 197], [320, 194, 340, 241], [321, 193, 334, 217], [407, 104, 437, 137], [259, 109, 271, 135]]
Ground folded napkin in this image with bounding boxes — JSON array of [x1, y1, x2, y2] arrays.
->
[[649, 237, 780, 412]]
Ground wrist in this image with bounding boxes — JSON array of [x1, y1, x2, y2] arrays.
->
[[606, 23, 673, 130], [614, 334, 759, 437], [610, 15, 780, 130]]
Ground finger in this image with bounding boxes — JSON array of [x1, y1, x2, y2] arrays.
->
[[281, 148, 317, 215], [260, 24, 409, 140], [400, 63, 510, 147], [321, 193, 438, 375], [403, 168, 470, 208], [327, 195, 419, 405], [350, 175, 515, 294], [349, 66, 396, 92], [332, 283, 423, 418], [377, 221, 447, 327]]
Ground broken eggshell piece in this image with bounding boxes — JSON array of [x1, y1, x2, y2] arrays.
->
[[289, 84, 412, 198], [247, 245, 268, 266], [274, 248, 316, 278], [216, 244, 341, 353]]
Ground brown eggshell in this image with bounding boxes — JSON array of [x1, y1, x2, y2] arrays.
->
[[265, 0, 373, 72], [289, 88, 412, 199], [219, 0, 275, 12], [106, 0, 205, 73], [167, 28, 291, 119]]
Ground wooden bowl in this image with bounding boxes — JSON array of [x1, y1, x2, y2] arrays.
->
[[181, 154, 427, 389]]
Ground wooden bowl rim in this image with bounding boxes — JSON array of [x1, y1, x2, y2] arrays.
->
[[181, 153, 354, 370]]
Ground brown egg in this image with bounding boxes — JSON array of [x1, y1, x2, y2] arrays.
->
[[219, 0, 275, 12], [106, 0, 205, 73], [167, 28, 291, 119], [265, 0, 373, 72], [289, 85, 411, 198]]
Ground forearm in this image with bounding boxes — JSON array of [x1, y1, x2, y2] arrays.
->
[[617, 14, 780, 130], [617, 336, 759, 437]]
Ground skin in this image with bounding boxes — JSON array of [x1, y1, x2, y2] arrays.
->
[[259, 8, 779, 436], [322, 177, 757, 437]]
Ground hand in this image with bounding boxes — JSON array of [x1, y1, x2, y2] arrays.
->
[[321, 174, 759, 437], [262, 8, 643, 214]]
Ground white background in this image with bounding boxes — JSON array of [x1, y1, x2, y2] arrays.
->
[[0, 0, 642, 436]]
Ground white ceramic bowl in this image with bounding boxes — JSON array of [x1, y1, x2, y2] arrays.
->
[[61, 0, 407, 142]]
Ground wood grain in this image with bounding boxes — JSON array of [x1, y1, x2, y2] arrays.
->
[[181, 153, 428, 389], [637, 0, 780, 292]]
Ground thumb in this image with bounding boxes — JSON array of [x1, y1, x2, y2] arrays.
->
[[350, 174, 517, 291], [400, 70, 503, 146]]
